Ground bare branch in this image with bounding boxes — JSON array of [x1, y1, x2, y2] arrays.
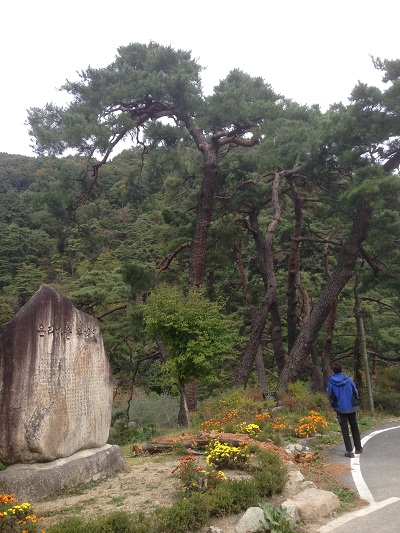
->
[[156, 242, 191, 274], [218, 135, 259, 148], [234, 217, 258, 235], [96, 305, 127, 321], [359, 297, 400, 317], [359, 246, 392, 276], [293, 236, 341, 245]]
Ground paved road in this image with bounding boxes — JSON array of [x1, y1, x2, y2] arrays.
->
[[319, 421, 400, 532]]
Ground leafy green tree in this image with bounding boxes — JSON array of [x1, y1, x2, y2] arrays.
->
[[143, 285, 237, 426], [3, 50, 398, 402], [27, 42, 283, 411], [4, 264, 47, 306], [322, 57, 400, 174], [27, 41, 279, 289]]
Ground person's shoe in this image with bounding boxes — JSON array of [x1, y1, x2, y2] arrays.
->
[[355, 447, 363, 454], [345, 452, 355, 458]]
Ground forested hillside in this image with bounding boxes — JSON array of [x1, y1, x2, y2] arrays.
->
[[1, 44, 400, 423]]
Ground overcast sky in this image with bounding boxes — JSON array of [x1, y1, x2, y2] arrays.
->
[[2, 0, 399, 157]]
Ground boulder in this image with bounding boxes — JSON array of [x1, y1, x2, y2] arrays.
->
[[234, 507, 267, 533], [282, 487, 340, 520], [0, 285, 113, 464]]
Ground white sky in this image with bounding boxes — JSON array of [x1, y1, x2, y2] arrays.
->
[[1, 0, 399, 157]]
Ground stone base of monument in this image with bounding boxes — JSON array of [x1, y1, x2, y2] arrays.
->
[[0, 444, 127, 502]]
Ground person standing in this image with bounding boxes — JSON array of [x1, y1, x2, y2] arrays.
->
[[327, 362, 363, 458]]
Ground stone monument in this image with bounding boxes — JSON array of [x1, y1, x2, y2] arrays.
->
[[0, 284, 126, 500]]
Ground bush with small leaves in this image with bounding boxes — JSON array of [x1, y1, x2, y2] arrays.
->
[[154, 494, 209, 533], [251, 451, 287, 497], [204, 479, 259, 516]]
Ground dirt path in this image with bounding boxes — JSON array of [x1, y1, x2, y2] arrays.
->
[[36, 454, 179, 527]]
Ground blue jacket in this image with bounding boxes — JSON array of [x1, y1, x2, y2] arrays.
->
[[327, 373, 360, 414]]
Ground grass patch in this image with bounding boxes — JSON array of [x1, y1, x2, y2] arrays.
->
[[62, 504, 85, 515], [106, 496, 125, 506], [328, 485, 358, 504], [56, 480, 105, 497]]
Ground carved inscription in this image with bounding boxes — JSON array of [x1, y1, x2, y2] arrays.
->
[[37, 323, 97, 339]]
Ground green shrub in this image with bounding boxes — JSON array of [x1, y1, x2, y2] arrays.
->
[[88, 511, 135, 532], [252, 451, 287, 497], [127, 512, 156, 533], [127, 393, 180, 428], [154, 494, 209, 533], [253, 421, 285, 447], [47, 516, 87, 532], [47, 512, 153, 533], [377, 366, 400, 392], [108, 420, 158, 446], [197, 389, 264, 423], [372, 388, 400, 415], [285, 381, 328, 412], [204, 479, 259, 516]]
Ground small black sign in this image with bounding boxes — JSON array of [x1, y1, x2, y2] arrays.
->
[[263, 391, 278, 402]]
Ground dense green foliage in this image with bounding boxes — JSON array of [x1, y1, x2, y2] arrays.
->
[[1, 46, 400, 409], [144, 285, 238, 386]]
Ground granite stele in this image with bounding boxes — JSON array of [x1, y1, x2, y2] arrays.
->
[[0, 284, 126, 501]]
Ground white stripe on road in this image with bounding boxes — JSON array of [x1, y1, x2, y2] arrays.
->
[[318, 498, 400, 532], [318, 425, 400, 532], [353, 426, 400, 503]]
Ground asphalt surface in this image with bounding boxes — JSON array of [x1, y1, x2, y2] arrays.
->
[[319, 421, 400, 532]]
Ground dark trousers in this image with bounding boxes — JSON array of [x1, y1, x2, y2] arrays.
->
[[337, 412, 362, 452]]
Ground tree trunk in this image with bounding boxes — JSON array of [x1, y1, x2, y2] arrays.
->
[[177, 383, 191, 427], [278, 200, 373, 388], [185, 380, 198, 412], [353, 270, 364, 403], [188, 143, 219, 287], [182, 122, 261, 406], [357, 310, 374, 412], [287, 177, 303, 353], [321, 229, 341, 387], [269, 301, 287, 376], [310, 345, 324, 392], [235, 172, 283, 387], [354, 271, 374, 412], [321, 303, 338, 387], [255, 347, 267, 388], [235, 289, 275, 386], [353, 330, 363, 402]]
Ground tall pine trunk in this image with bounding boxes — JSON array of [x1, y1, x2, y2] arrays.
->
[[183, 143, 219, 420]]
